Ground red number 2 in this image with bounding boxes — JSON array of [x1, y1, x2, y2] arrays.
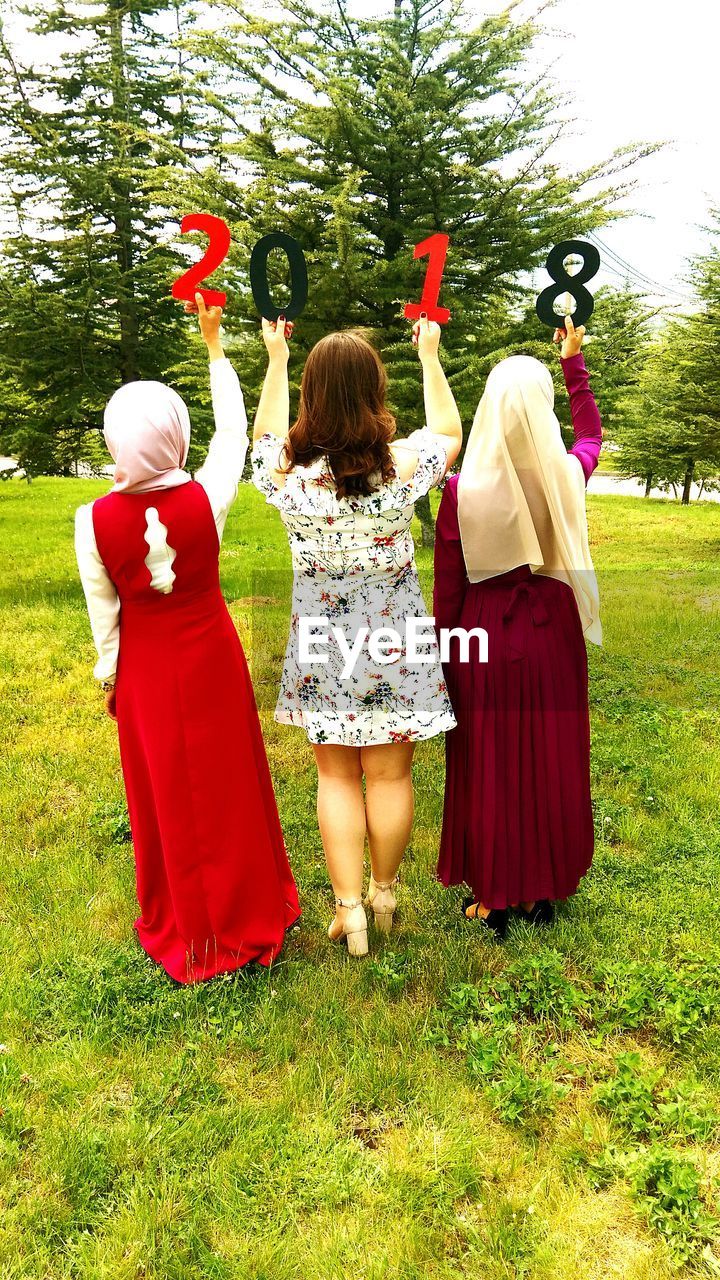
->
[[403, 233, 451, 324], [171, 213, 231, 307]]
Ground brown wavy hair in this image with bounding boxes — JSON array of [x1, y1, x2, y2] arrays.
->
[[282, 331, 397, 499]]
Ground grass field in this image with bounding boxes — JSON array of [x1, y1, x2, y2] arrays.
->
[[1, 478, 719, 1280]]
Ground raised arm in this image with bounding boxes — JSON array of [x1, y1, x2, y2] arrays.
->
[[253, 316, 291, 441], [190, 294, 249, 538], [414, 318, 462, 473], [554, 315, 602, 484]]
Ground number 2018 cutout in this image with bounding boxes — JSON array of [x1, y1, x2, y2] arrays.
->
[[171, 221, 602, 336], [172, 215, 308, 321]]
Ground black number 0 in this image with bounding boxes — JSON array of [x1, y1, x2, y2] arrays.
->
[[249, 232, 308, 322]]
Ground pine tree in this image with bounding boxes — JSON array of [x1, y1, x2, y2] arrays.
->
[[0, 0, 218, 474], [676, 219, 720, 500], [190, 0, 652, 536], [616, 337, 688, 497], [617, 217, 720, 503]]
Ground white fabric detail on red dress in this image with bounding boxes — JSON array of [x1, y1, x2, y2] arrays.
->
[[144, 506, 176, 594]]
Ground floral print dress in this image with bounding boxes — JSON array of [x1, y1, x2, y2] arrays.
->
[[251, 429, 457, 747]]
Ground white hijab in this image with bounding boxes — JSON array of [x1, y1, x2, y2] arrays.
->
[[457, 355, 601, 644], [103, 381, 192, 494]]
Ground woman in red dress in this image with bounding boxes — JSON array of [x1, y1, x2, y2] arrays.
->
[[75, 296, 300, 982], [434, 317, 602, 938]]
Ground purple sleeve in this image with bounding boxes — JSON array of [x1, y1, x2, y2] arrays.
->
[[433, 476, 467, 633], [560, 353, 602, 484]]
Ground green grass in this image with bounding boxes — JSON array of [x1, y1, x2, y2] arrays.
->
[[1, 478, 719, 1279]]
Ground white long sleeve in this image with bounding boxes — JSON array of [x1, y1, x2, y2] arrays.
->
[[195, 356, 249, 540], [74, 503, 121, 682]]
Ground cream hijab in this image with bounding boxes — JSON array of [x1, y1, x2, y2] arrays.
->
[[103, 381, 192, 494], [457, 355, 601, 644]]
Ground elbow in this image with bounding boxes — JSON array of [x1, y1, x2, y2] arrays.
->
[[446, 417, 463, 467]]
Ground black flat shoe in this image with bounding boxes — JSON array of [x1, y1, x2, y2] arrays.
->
[[461, 898, 509, 940], [513, 900, 554, 926]]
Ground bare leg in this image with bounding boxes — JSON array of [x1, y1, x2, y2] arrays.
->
[[312, 743, 365, 900], [361, 741, 415, 885]]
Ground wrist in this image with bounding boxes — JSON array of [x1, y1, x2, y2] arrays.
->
[[268, 352, 289, 369], [206, 339, 225, 362], [420, 351, 441, 369]]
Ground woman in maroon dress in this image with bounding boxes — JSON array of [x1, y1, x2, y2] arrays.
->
[[434, 317, 602, 938], [75, 296, 300, 981]]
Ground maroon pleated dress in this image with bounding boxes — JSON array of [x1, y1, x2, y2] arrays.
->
[[434, 354, 601, 909], [92, 481, 301, 982]]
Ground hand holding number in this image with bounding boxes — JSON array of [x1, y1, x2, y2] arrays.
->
[[183, 292, 224, 360], [553, 314, 585, 359], [184, 292, 222, 342], [262, 315, 293, 363], [412, 315, 442, 362]]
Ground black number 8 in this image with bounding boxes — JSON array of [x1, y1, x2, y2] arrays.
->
[[250, 232, 308, 322], [535, 238, 600, 330]]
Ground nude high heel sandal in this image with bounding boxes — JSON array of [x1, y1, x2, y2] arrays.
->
[[365, 876, 398, 934], [328, 898, 369, 958]]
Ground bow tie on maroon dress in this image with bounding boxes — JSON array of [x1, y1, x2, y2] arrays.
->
[[502, 578, 550, 662]]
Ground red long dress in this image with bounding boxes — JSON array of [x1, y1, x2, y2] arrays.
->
[[92, 480, 300, 982], [434, 354, 601, 910]]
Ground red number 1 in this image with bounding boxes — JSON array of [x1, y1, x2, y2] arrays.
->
[[404, 233, 451, 324]]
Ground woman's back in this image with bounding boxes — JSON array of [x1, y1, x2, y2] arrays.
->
[[252, 428, 445, 580], [252, 425, 455, 747], [74, 306, 301, 983], [91, 482, 221, 606]]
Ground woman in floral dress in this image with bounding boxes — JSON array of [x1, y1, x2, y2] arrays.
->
[[252, 317, 462, 956]]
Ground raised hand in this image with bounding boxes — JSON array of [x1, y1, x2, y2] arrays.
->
[[261, 315, 294, 364], [412, 314, 442, 362], [553, 314, 586, 359], [183, 291, 221, 340], [184, 292, 224, 360]]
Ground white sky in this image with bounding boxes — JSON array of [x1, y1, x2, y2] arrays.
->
[[353, 0, 720, 308], [526, 0, 719, 305], [5, 0, 718, 308]]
